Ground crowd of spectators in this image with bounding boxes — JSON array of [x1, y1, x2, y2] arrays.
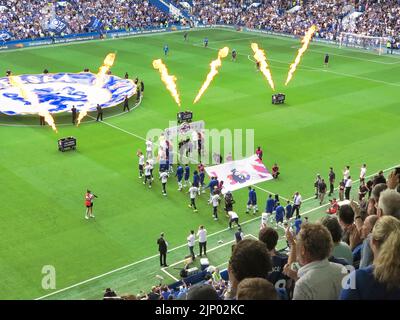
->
[[104, 168, 400, 300], [1, 0, 400, 42], [191, 0, 400, 40], [0, 0, 179, 40]]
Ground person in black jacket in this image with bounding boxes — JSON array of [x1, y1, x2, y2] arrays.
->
[[71, 106, 77, 124], [123, 96, 129, 112], [157, 232, 168, 267]]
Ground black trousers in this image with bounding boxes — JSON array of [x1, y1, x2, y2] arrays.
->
[[72, 115, 76, 124], [213, 206, 218, 218], [199, 242, 207, 256], [329, 182, 334, 195], [229, 218, 240, 229], [162, 183, 166, 194], [293, 204, 300, 216], [189, 246, 195, 260], [190, 198, 197, 210], [159, 252, 166, 266], [96, 112, 103, 121], [345, 187, 351, 200], [123, 103, 129, 111]]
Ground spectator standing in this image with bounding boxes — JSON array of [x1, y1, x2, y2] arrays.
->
[[157, 233, 168, 267]]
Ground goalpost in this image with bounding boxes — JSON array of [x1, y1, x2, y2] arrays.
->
[[338, 32, 389, 55]]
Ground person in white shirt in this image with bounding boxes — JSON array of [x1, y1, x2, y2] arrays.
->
[[145, 139, 153, 159], [143, 162, 152, 188], [227, 211, 241, 229], [197, 225, 207, 256], [343, 165, 350, 182], [211, 192, 220, 221], [188, 184, 198, 212], [359, 164, 367, 183], [261, 212, 270, 229], [159, 170, 169, 196], [187, 230, 196, 261], [292, 192, 302, 216], [137, 150, 145, 178], [283, 223, 346, 300], [345, 176, 352, 200]]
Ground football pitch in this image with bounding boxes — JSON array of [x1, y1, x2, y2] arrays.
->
[[0, 28, 399, 300]]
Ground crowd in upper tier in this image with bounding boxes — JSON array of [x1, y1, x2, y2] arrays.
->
[[0, 0, 399, 41]]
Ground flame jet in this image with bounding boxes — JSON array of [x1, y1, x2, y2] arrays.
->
[[193, 47, 229, 104], [285, 25, 316, 86], [152, 59, 181, 107], [8, 75, 58, 132], [77, 53, 116, 125], [251, 43, 275, 91]]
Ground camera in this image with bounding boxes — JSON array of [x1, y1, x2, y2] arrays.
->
[[177, 111, 193, 124]]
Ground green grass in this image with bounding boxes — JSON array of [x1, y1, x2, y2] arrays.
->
[[0, 28, 399, 300]]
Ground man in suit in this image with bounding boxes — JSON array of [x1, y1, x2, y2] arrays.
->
[[96, 104, 103, 121], [123, 96, 129, 112], [157, 232, 168, 267], [71, 106, 77, 124]]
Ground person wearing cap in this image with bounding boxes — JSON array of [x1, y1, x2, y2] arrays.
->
[[157, 232, 168, 267]]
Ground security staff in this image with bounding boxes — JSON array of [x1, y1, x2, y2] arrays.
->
[[71, 106, 77, 124], [157, 233, 168, 267], [96, 104, 103, 121], [123, 96, 129, 112], [39, 115, 45, 126]]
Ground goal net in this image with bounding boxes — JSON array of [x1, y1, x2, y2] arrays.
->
[[338, 32, 388, 55]]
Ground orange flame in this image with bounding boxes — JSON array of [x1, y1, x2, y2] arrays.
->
[[77, 53, 116, 125], [9, 75, 58, 132], [193, 47, 229, 104], [251, 43, 275, 91], [152, 59, 181, 107], [285, 25, 316, 86]]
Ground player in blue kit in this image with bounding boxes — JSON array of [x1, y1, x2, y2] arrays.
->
[[285, 200, 293, 221], [275, 203, 285, 226], [206, 177, 218, 202], [164, 44, 169, 56], [246, 187, 258, 214], [183, 164, 190, 187], [193, 170, 200, 194], [266, 194, 275, 214], [204, 37, 208, 48], [294, 215, 302, 235], [199, 170, 205, 193], [176, 164, 184, 191]]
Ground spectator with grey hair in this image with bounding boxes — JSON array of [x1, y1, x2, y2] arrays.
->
[[283, 223, 346, 300]]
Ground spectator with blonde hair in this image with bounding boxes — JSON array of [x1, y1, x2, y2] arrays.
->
[[236, 278, 278, 300], [340, 216, 400, 299]]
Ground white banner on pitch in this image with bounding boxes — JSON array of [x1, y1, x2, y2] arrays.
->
[[204, 155, 273, 194]]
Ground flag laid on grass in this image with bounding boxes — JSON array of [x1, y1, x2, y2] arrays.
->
[[205, 154, 273, 194]]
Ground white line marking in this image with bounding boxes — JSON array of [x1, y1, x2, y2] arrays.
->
[[161, 268, 179, 282]]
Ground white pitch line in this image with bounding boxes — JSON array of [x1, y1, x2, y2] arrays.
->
[[161, 268, 179, 282]]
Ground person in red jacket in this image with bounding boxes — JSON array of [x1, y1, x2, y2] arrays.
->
[[272, 163, 280, 179], [256, 146, 263, 160]]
